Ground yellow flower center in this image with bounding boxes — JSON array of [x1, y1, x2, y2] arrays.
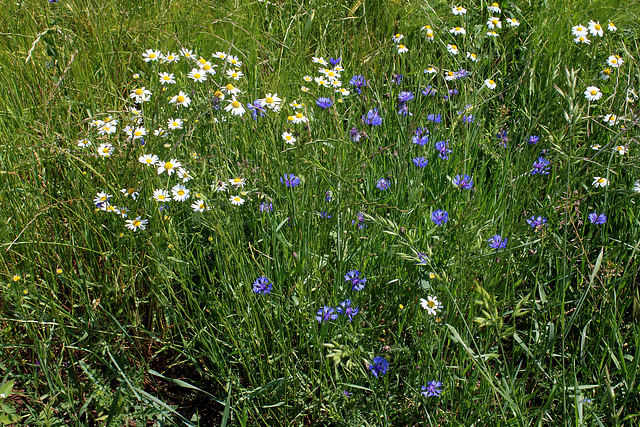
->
[[163, 76, 170, 80], [177, 95, 185, 103], [489, 80, 495, 85], [427, 32, 434, 37], [603, 69, 611, 75], [135, 89, 143, 95], [286, 135, 291, 140], [214, 90, 223, 98], [231, 101, 240, 108], [177, 190, 185, 196], [133, 220, 141, 227], [167, 55, 174, 60], [158, 195, 166, 200], [127, 188, 134, 194], [194, 73, 201, 78], [595, 24, 601, 30], [146, 158, 153, 163], [395, 33, 401, 38], [398, 44, 405, 49], [149, 53, 156, 59], [590, 90, 597, 95], [198, 58, 206, 64], [492, 19, 498, 24], [456, 27, 461, 31], [447, 71, 454, 76], [102, 148, 110, 153], [232, 72, 238, 78], [230, 59, 237, 64], [134, 131, 142, 136], [452, 45, 457, 50], [287, 116, 294, 121], [200, 204, 204, 209], [226, 84, 234, 91], [203, 64, 211, 70], [296, 113, 304, 119], [265, 97, 274, 104], [165, 162, 173, 169], [173, 122, 179, 127], [611, 59, 617, 64]]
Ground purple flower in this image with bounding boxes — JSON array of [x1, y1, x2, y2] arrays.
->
[[369, 356, 389, 377], [247, 100, 266, 119], [398, 91, 414, 102], [527, 215, 547, 228], [392, 74, 403, 84], [349, 127, 363, 142], [453, 174, 473, 189], [325, 190, 332, 202], [345, 269, 366, 291], [281, 174, 301, 187], [363, 109, 383, 126], [342, 390, 352, 398], [252, 276, 272, 294], [427, 113, 442, 123], [329, 57, 341, 65], [488, 234, 507, 249], [588, 212, 607, 224], [431, 210, 449, 225], [316, 306, 338, 322], [397, 103, 411, 116], [413, 135, 429, 146], [316, 97, 333, 109], [349, 75, 367, 93], [259, 202, 273, 212], [462, 115, 475, 123], [530, 157, 551, 175], [416, 252, 428, 265], [412, 157, 428, 168], [319, 211, 332, 219], [376, 178, 390, 191], [422, 86, 437, 96], [337, 299, 359, 321], [455, 68, 469, 79], [435, 140, 452, 159], [422, 381, 442, 397], [529, 135, 540, 145], [352, 212, 366, 229], [497, 130, 509, 148]]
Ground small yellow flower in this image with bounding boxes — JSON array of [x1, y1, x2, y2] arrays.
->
[[429, 273, 436, 279], [12, 275, 21, 282], [208, 236, 214, 242], [164, 215, 170, 220], [23, 289, 28, 295], [168, 244, 174, 249], [399, 304, 404, 310], [56, 268, 63, 274]]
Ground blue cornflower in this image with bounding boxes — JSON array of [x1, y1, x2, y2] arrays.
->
[[530, 157, 551, 175], [588, 212, 607, 224], [349, 127, 363, 142], [281, 174, 301, 187], [349, 75, 367, 93], [488, 234, 507, 249], [329, 57, 341, 65], [392, 74, 403, 84], [462, 115, 475, 123], [412, 135, 429, 146], [529, 135, 540, 145], [319, 211, 332, 219], [427, 113, 442, 123], [342, 390, 352, 398], [352, 212, 366, 229], [497, 130, 509, 148], [413, 157, 428, 168], [455, 68, 469, 79], [376, 178, 390, 191], [422, 86, 437, 96], [435, 140, 452, 159], [247, 100, 266, 119], [397, 103, 411, 116], [252, 276, 272, 294], [453, 174, 473, 189], [316, 97, 333, 109], [527, 215, 547, 228], [337, 299, 359, 322], [362, 109, 383, 126], [316, 306, 338, 322], [345, 269, 366, 291], [448, 88, 459, 96], [325, 190, 332, 202], [369, 356, 389, 377], [422, 381, 442, 397], [398, 91, 414, 102], [431, 210, 449, 225], [259, 202, 273, 212], [416, 252, 428, 265]]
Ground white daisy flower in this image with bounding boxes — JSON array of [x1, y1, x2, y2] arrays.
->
[[259, 93, 282, 110], [574, 36, 590, 44], [93, 191, 112, 205], [282, 132, 296, 145], [162, 52, 179, 63], [177, 168, 192, 183], [485, 79, 497, 89], [157, 159, 181, 175], [167, 118, 183, 130], [226, 55, 242, 67], [451, 6, 466, 15], [129, 87, 152, 103], [229, 178, 245, 187], [97, 143, 113, 157], [487, 31, 500, 37], [391, 33, 404, 43], [214, 51, 228, 60], [446, 44, 459, 55], [125, 217, 148, 232], [450, 27, 466, 35], [607, 55, 623, 68], [588, 20, 603, 37], [214, 180, 228, 192], [139, 153, 158, 165], [608, 22, 617, 32], [158, 72, 175, 85], [466, 52, 477, 62], [584, 86, 602, 101], [614, 145, 627, 155], [120, 188, 139, 200], [226, 69, 244, 80], [604, 114, 619, 126], [191, 199, 207, 212], [312, 57, 327, 65], [424, 66, 437, 74], [225, 96, 246, 116], [170, 91, 191, 108], [188, 68, 207, 82], [487, 2, 501, 13], [229, 195, 245, 206], [153, 189, 172, 202], [154, 128, 168, 138], [487, 17, 502, 29], [142, 49, 161, 62], [222, 83, 242, 96], [506, 18, 520, 27], [420, 296, 443, 316], [77, 139, 92, 148], [600, 68, 612, 80], [171, 184, 190, 202], [572, 24, 588, 37], [291, 112, 309, 124], [179, 48, 195, 60], [592, 177, 609, 188], [397, 44, 408, 54]]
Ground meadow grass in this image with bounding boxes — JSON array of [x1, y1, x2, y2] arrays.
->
[[0, 0, 639, 425]]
